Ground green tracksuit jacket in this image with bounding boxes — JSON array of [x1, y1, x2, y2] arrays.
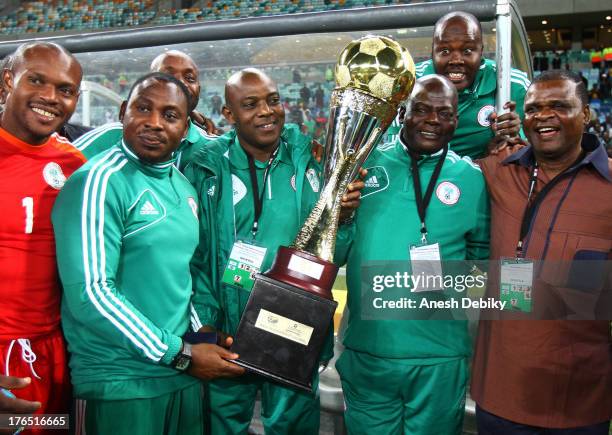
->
[[73, 120, 215, 171], [184, 125, 326, 340], [337, 138, 490, 360], [388, 58, 530, 160], [184, 125, 331, 435], [52, 141, 200, 400]]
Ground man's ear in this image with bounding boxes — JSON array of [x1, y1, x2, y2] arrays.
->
[[181, 117, 189, 139], [119, 101, 127, 122], [582, 104, 591, 127], [2, 69, 14, 94], [222, 105, 235, 125], [398, 105, 406, 123]]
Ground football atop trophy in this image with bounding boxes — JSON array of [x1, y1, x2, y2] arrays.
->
[[335, 35, 415, 104]]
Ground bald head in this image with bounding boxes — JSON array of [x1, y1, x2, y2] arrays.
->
[[224, 68, 276, 105], [7, 42, 82, 79], [433, 12, 482, 42], [410, 75, 458, 108], [150, 50, 200, 112], [150, 50, 197, 74]]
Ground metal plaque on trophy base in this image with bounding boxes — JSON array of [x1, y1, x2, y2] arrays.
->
[[230, 35, 416, 391]]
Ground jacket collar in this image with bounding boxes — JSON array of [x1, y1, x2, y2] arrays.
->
[[228, 130, 291, 170], [184, 120, 201, 144], [397, 128, 446, 166], [121, 140, 176, 179], [503, 133, 611, 182]]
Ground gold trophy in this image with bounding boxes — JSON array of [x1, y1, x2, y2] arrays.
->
[[231, 35, 416, 391]]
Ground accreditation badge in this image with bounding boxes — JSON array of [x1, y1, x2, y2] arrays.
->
[[222, 240, 267, 291], [409, 242, 444, 292], [500, 257, 533, 313]]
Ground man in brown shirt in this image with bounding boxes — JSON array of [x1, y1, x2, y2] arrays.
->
[[472, 70, 611, 433]]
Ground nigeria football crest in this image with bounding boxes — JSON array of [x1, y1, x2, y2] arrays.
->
[[436, 181, 461, 205]]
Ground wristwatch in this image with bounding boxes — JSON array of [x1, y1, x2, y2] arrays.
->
[[171, 341, 192, 372]]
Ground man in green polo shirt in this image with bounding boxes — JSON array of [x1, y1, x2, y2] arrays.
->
[[74, 50, 217, 171], [184, 68, 361, 435], [389, 12, 530, 159], [336, 75, 490, 435]]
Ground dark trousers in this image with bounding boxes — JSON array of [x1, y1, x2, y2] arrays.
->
[[476, 405, 610, 435]]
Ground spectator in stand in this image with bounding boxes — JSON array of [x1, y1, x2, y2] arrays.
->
[[302, 108, 316, 136], [578, 71, 589, 90], [292, 68, 301, 83], [289, 100, 305, 126], [300, 83, 311, 105], [552, 52, 561, 69], [604, 46, 612, 68], [314, 85, 325, 109], [532, 52, 542, 72], [211, 93, 223, 116], [118, 73, 129, 94], [590, 48, 603, 69], [598, 70, 611, 99]]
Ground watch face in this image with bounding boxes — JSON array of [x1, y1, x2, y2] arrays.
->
[[174, 354, 191, 371]]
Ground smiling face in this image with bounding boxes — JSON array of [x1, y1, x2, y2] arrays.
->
[[223, 70, 285, 154], [151, 51, 200, 112], [432, 14, 483, 92], [523, 79, 589, 161], [120, 78, 189, 164], [1, 44, 82, 145], [401, 76, 458, 155]]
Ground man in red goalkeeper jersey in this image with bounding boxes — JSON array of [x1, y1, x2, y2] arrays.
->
[[0, 42, 84, 426]]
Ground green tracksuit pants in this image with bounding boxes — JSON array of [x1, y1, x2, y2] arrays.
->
[[336, 349, 468, 435], [77, 382, 203, 435], [206, 373, 320, 435]]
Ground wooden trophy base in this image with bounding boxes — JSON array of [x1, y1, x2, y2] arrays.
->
[[230, 247, 339, 391]]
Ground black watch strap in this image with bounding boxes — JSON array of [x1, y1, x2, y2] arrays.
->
[[171, 341, 192, 372]]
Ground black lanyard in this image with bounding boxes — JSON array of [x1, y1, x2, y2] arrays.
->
[[515, 151, 585, 258], [516, 163, 539, 257], [409, 146, 448, 244], [246, 147, 278, 236]]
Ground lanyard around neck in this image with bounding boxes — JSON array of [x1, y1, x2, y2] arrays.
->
[[245, 146, 279, 236], [515, 150, 586, 258], [515, 163, 539, 257], [409, 146, 448, 244]]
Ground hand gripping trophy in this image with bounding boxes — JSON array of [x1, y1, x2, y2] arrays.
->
[[231, 35, 416, 391]]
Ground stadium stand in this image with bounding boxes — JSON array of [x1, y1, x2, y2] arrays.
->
[[0, 0, 427, 35], [0, 1, 156, 35]]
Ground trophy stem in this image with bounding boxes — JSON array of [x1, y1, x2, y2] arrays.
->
[[291, 154, 356, 262]]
